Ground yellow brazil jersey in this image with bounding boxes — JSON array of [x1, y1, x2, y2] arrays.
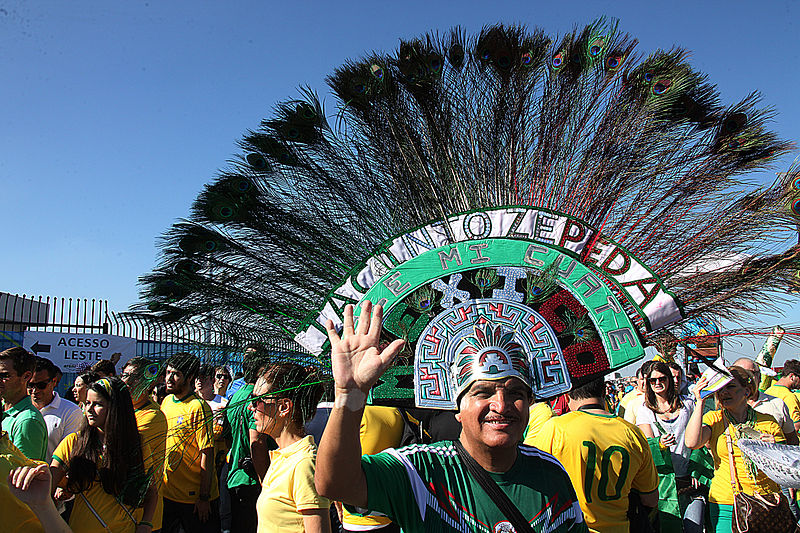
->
[[135, 400, 168, 530], [53, 432, 153, 533], [523, 402, 554, 445], [160, 393, 218, 504], [256, 435, 330, 533], [0, 431, 45, 533], [531, 410, 658, 533], [765, 384, 800, 426], [342, 406, 405, 530], [701, 409, 784, 505]]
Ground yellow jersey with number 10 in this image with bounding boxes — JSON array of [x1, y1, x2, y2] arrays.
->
[[531, 410, 658, 533]]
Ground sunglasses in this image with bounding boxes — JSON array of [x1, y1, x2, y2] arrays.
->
[[27, 379, 54, 390], [648, 376, 668, 384], [249, 394, 277, 411], [215, 374, 230, 380]]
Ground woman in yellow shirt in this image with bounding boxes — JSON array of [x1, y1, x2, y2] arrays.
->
[[685, 366, 785, 533], [51, 377, 158, 533], [250, 363, 331, 533]]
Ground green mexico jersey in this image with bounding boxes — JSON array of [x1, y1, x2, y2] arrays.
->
[[362, 440, 588, 533]]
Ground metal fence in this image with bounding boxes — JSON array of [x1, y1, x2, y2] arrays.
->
[[1, 292, 311, 394]]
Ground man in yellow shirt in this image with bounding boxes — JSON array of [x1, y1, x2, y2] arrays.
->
[[617, 362, 653, 425], [531, 377, 659, 533], [121, 357, 169, 532], [765, 359, 800, 433], [160, 353, 219, 533]]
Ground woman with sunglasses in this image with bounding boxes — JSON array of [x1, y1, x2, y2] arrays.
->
[[50, 377, 158, 533], [685, 366, 786, 532], [636, 361, 697, 531], [214, 366, 232, 397], [249, 362, 331, 533]]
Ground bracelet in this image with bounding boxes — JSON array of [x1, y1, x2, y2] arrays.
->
[[138, 521, 153, 529]]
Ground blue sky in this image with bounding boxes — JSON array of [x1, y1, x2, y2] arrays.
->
[[2, 1, 800, 366]]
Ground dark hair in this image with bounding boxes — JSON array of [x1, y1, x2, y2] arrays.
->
[[644, 361, 680, 413], [640, 360, 655, 377], [91, 359, 117, 377], [244, 342, 265, 354], [667, 362, 683, 378], [215, 365, 231, 380], [783, 359, 800, 378], [0, 347, 35, 376], [66, 377, 147, 507], [77, 370, 100, 387], [152, 382, 168, 405], [166, 352, 200, 382], [259, 363, 324, 428], [33, 356, 59, 379], [569, 377, 606, 401], [197, 364, 215, 382]]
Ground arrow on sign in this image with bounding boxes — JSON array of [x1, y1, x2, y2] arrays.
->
[[30, 342, 51, 354]]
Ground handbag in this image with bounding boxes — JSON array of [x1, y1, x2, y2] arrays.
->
[[723, 418, 798, 533], [453, 440, 533, 533]]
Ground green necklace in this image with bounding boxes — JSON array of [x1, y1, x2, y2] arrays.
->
[[724, 407, 760, 481]]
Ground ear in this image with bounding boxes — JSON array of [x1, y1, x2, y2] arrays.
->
[[454, 411, 462, 423], [278, 397, 293, 418]]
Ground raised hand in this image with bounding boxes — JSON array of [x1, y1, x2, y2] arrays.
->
[[691, 376, 709, 403], [325, 301, 405, 396]]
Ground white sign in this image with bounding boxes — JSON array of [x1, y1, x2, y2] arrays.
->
[[23, 331, 137, 373]]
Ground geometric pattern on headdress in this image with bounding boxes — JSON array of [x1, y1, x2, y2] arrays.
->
[[451, 321, 536, 402]]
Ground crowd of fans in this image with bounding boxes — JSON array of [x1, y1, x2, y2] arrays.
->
[[2, 313, 800, 533]]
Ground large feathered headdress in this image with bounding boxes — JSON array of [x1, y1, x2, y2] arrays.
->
[[135, 19, 800, 408]]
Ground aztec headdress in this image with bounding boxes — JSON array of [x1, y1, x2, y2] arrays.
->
[[135, 20, 800, 409]]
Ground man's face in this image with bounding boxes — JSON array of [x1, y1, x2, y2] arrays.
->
[[455, 378, 531, 451], [0, 359, 31, 404], [670, 368, 682, 390], [120, 364, 149, 403], [165, 365, 189, 395], [195, 375, 213, 394], [636, 374, 646, 392], [27, 370, 57, 407]]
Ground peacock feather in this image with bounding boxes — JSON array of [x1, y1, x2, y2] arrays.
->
[[132, 19, 799, 372]]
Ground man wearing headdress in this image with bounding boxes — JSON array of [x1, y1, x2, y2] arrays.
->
[[316, 302, 587, 533]]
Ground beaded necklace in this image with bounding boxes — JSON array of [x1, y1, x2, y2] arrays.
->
[[724, 407, 760, 481]]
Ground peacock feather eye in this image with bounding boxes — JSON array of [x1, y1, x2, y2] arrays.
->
[[644, 72, 654, 83], [353, 81, 367, 94], [552, 52, 564, 69], [236, 179, 252, 193], [589, 38, 605, 56], [792, 199, 800, 216], [219, 206, 234, 219], [419, 299, 431, 310], [428, 54, 443, 73], [144, 364, 160, 380], [480, 48, 492, 61], [521, 51, 533, 66], [722, 112, 748, 134], [370, 64, 384, 80], [792, 177, 800, 191], [652, 79, 672, 95], [297, 103, 317, 120], [285, 126, 301, 140], [204, 240, 218, 252], [497, 54, 511, 69], [246, 153, 269, 170]]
